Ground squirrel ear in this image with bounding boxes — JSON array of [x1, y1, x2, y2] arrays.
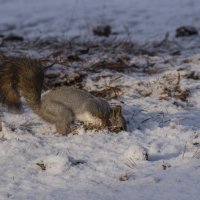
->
[[113, 105, 122, 115]]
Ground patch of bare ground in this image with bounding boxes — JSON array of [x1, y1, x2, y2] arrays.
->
[[136, 72, 190, 103], [1, 35, 200, 106]]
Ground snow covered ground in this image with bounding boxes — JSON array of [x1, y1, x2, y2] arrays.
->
[[0, 0, 200, 200], [0, 0, 200, 41]]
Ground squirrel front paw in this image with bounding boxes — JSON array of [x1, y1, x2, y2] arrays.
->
[[55, 122, 71, 136]]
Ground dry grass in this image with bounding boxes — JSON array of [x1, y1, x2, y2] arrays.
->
[[88, 59, 129, 73], [159, 72, 190, 102], [136, 72, 190, 102], [192, 149, 200, 159], [90, 86, 123, 100], [119, 172, 133, 181], [36, 161, 46, 171], [8, 121, 42, 134], [162, 162, 171, 170], [119, 157, 137, 181]]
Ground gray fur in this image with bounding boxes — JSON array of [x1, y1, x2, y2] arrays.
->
[[40, 87, 127, 134]]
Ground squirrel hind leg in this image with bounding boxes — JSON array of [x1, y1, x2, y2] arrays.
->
[[55, 111, 74, 135], [55, 122, 72, 135], [0, 89, 22, 113], [41, 101, 75, 135]]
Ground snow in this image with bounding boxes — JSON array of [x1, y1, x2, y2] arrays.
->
[[1, 0, 200, 200], [0, 0, 200, 41]]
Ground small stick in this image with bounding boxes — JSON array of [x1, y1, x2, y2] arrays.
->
[[182, 142, 187, 159], [0, 117, 2, 131]]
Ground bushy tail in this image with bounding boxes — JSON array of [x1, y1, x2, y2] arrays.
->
[[0, 56, 21, 110], [0, 56, 44, 112]]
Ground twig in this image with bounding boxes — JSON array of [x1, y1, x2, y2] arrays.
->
[[141, 117, 151, 124], [182, 142, 187, 159], [193, 148, 200, 159]]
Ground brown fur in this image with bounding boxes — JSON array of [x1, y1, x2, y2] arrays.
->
[[0, 56, 44, 111]]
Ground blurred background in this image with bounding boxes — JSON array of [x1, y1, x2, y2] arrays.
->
[[0, 0, 200, 41]]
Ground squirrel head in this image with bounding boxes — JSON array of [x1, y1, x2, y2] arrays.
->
[[108, 105, 127, 132]]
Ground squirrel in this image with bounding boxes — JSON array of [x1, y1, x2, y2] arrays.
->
[[0, 56, 127, 134]]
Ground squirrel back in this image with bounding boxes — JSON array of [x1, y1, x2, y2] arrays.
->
[[41, 86, 111, 124]]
